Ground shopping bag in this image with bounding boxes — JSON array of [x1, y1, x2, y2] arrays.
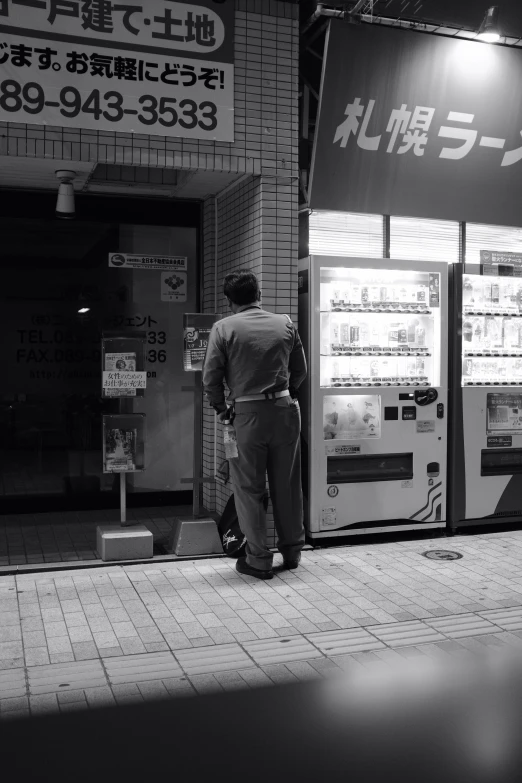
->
[[217, 492, 269, 558]]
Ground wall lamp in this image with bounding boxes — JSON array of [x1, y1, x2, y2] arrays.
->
[[55, 170, 76, 219]]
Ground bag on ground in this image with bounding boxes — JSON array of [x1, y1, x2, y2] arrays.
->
[[217, 492, 269, 558]]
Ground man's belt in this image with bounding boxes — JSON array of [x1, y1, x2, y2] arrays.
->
[[234, 390, 290, 403]]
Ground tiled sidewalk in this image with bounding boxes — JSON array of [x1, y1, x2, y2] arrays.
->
[[1, 529, 522, 718]]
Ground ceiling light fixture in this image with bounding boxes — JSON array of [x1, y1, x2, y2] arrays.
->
[[477, 6, 501, 43]]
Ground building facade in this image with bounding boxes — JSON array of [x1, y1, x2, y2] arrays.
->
[[0, 0, 299, 544]]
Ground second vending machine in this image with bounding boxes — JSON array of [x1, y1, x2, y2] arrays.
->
[[299, 256, 449, 538], [449, 265, 522, 530]]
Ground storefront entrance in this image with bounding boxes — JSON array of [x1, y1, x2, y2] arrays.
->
[[1, 192, 200, 515]]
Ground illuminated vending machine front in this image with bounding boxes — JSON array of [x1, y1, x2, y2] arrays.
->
[[449, 267, 522, 529], [298, 256, 448, 537]]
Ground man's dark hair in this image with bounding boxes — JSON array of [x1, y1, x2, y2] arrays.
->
[[223, 270, 260, 306]]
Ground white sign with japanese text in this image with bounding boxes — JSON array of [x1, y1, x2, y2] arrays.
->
[[103, 370, 147, 390], [0, 1, 234, 140], [0, 33, 233, 139], [1, 1, 228, 56], [109, 253, 187, 270]]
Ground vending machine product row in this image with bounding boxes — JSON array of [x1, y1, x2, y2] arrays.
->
[[298, 256, 448, 538], [449, 265, 522, 530]]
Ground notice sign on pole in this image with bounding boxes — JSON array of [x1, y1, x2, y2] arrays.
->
[[103, 370, 147, 393], [0, 1, 234, 141], [183, 313, 216, 372], [109, 254, 187, 271]]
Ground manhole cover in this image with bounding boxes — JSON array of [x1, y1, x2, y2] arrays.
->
[[423, 549, 463, 561]]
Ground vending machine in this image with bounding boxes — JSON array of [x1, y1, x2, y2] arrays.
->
[[298, 256, 448, 538], [448, 265, 522, 530]]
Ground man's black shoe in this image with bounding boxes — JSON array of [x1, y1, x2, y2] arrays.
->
[[236, 557, 273, 580], [284, 553, 301, 570]]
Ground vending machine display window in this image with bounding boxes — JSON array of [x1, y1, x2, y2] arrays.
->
[[462, 274, 522, 386], [323, 395, 381, 440], [320, 267, 440, 390]]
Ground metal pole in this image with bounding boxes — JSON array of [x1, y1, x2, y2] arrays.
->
[[120, 471, 127, 525], [193, 371, 203, 518]]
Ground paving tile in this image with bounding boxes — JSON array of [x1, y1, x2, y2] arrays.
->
[[261, 664, 299, 684], [104, 652, 182, 685], [188, 674, 223, 694], [0, 627, 22, 643], [242, 635, 322, 667], [111, 683, 144, 704], [161, 677, 194, 697], [72, 642, 99, 661], [27, 659, 106, 695], [57, 689, 87, 704], [29, 694, 59, 715], [213, 671, 250, 691], [25, 647, 51, 667], [367, 620, 446, 647], [119, 637, 147, 655], [136, 681, 170, 700], [479, 607, 522, 632], [44, 621, 70, 638], [0, 668, 26, 699], [428, 614, 498, 639], [0, 696, 29, 712], [175, 642, 253, 676], [307, 627, 386, 656], [50, 652, 75, 664], [284, 660, 322, 681]]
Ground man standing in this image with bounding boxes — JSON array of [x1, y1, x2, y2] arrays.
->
[[203, 271, 307, 580]]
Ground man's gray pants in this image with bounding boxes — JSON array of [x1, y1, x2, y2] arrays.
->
[[228, 396, 305, 572]]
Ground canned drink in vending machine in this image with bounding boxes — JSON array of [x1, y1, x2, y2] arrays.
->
[[351, 284, 361, 304], [415, 326, 426, 347], [398, 324, 408, 344]]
